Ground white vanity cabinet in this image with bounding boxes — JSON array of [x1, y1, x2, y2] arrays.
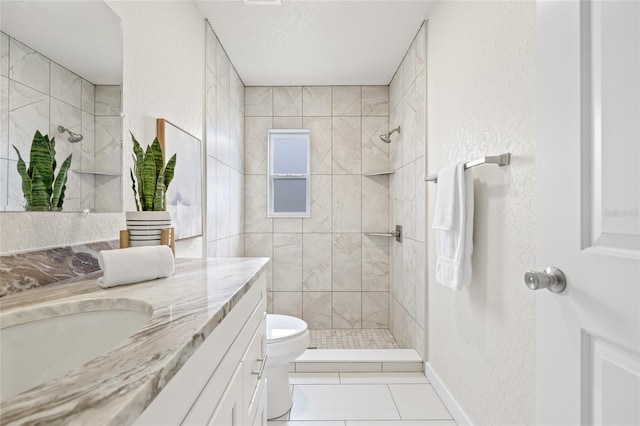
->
[[135, 270, 267, 426]]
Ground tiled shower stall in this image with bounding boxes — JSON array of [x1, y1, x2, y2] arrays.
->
[[204, 22, 427, 356]]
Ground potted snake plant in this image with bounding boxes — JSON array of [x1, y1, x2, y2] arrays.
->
[[13, 131, 72, 211], [126, 133, 177, 247]]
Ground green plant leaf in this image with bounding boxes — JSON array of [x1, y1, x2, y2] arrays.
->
[[132, 134, 146, 208], [153, 171, 166, 211], [57, 185, 66, 209], [51, 154, 72, 208], [151, 138, 163, 183], [141, 145, 157, 210], [48, 134, 57, 174], [29, 131, 55, 202], [130, 168, 140, 211], [29, 167, 49, 208], [163, 153, 177, 190], [12, 145, 32, 207]]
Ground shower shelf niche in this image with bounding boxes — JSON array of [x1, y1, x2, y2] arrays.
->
[[364, 170, 395, 176]]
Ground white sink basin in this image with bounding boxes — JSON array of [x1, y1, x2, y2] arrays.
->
[[0, 298, 153, 402]]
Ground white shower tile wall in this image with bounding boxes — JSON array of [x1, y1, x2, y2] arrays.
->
[[244, 84, 391, 331], [0, 31, 122, 212], [388, 23, 428, 359], [205, 22, 245, 257]]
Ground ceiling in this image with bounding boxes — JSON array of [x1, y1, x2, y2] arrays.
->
[[0, 1, 122, 85], [196, 0, 435, 86]]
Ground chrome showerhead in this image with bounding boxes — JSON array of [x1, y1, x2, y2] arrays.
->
[[58, 125, 83, 143], [379, 126, 401, 144]]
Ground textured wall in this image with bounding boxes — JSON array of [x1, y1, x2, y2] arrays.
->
[[1, 2, 206, 257], [388, 23, 428, 358], [426, 2, 536, 424], [205, 23, 245, 258], [243, 85, 391, 330]]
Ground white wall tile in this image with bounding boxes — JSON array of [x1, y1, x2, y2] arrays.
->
[[332, 117, 361, 174], [362, 175, 389, 233], [303, 233, 332, 291], [274, 218, 302, 233], [94, 116, 121, 175], [81, 111, 95, 172], [401, 238, 416, 318], [0, 76, 7, 159], [332, 292, 362, 329], [303, 174, 331, 233], [332, 86, 361, 116], [50, 62, 81, 108], [362, 116, 389, 174], [81, 79, 95, 114], [274, 233, 303, 291], [303, 291, 332, 329], [304, 116, 331, 174], [8, 82, 49, 162], [332, 175, 361, 233], [274, 86, 302, 117], [332, 233, 361, 292], [244, 116, 271, 175], [303, 86, 331, 116], [230, 66, 243, 109], [205, 70, 217, 157], [216, 83, 230, 164], [362, 235, 389, 292], [0, 33, 8, 78], [415, 241, 426, 328], [94, 86, 120, 116], [245, 233, 273, 290], [402, 92, 417, 166], [415, 157, 425, 242], [401, 161, 416, 240], [402, 41, 417, 94], [362, 292, 389, 329], [93, 175, 120, 212], [362, 86, 389, 117], [273, 116, 302, 129], [273, 291, 302, 318], [216, 39, 230, 93], [415, 23, 427, 76], [206, 156, 217, 243], [9, 38, 49, 94], [229, 169, 244, 236], [215, 161, 230, 239], [205, 24, 217, 76], [229, 104, 243, 171], [245, 86, 272, 116], [244, 174, 272, 233], [50, 99, 82, 172]]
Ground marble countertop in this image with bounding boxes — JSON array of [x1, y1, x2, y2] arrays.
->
[[0, 257, 269, 425]]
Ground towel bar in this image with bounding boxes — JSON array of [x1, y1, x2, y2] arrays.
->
[[424, 153, 511, 182]]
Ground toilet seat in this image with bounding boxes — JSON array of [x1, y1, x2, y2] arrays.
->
[[266, 314, 308, 344]]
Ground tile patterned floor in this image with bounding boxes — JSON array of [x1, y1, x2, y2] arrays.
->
[[309, 329, 401, 349], [268, 372, 457, 426]]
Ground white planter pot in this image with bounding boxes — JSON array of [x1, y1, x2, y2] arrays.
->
[[125, 211, 172, 247]]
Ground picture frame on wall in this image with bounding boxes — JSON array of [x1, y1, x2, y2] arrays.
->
[[156, 118, 203, 241]]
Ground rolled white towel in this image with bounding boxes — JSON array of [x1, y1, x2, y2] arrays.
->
[[97, 246, 175, 288]]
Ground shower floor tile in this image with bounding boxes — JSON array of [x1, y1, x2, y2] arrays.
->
[[309, 329, 401, 350]]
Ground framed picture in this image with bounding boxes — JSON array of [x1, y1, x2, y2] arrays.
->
[[156, 118, 203, 240]]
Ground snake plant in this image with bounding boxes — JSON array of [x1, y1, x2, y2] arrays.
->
[[130, 133, 177, 211], [12, 131, 72, 211]]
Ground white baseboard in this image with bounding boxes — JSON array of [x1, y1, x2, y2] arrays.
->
[[424, 361, 473, 426]]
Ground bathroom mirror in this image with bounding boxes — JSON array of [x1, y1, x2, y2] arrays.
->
[[0, 1, 123, 212]]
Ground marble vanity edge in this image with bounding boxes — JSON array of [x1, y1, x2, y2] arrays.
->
[[0, 239, 119, 297], [0, 257, 270, 425]]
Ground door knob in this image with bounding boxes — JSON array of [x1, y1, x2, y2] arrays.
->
[[524, 267, 566, 293]]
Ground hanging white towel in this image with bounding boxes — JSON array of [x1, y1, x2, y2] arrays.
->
[[433, 162, 474, 291], [97, 245, 175, 288]]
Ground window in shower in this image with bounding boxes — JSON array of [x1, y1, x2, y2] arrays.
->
[[267, 129, 310, 218]]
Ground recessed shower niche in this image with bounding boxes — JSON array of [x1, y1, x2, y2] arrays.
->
[[0, 1, 123, 213]]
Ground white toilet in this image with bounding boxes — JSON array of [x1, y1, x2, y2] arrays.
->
[[265, 314, 310, 419]]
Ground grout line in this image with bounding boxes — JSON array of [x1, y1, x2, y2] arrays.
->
[[386, 383, 404, 420]]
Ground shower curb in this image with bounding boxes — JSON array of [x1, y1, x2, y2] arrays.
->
[[290, 349, 423, 373]]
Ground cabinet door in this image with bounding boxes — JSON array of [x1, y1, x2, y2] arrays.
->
[[207, 364, 243, 426], [252, 381, 267, 426]]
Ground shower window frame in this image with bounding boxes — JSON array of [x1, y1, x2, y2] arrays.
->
[[267, 129, 311, 218]]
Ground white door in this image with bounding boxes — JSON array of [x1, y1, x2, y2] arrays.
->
[[537, 1, 640, 425]]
